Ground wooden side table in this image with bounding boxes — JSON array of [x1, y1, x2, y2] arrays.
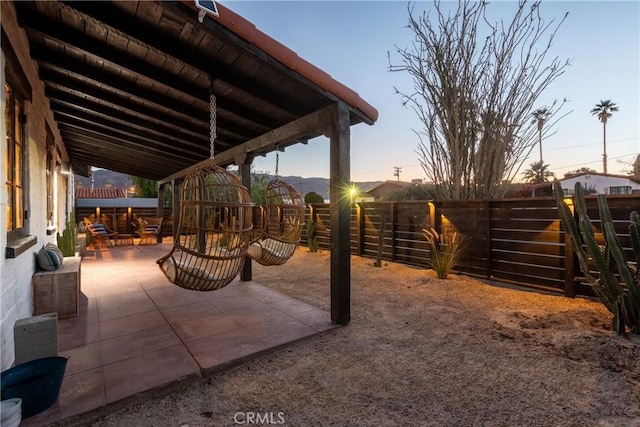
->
[[116, 234, 134, 246]]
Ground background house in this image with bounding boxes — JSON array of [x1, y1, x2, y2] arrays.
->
[[525, 172, 640, 197], [558, 172, 640, 195], [364, 180, 414, 201]]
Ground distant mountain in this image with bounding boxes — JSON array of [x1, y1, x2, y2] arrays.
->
[[74, 169, 133, 189], [74, 170, 381, 201], [259, 175, 381, 201]]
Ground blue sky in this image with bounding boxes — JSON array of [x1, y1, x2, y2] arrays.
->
[[224, 0, 640, 183]]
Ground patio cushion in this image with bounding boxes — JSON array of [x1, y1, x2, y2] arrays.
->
[[247, 238, 295, 262], [90, 224, 106, 234], [37, 243, 64, 271]]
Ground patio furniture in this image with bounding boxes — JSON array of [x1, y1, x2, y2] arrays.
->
[[135, 217, 163, 245], [84, 218, 117, 248], [116, 234, 134, 246], [248, 177, 304, 266], [157, 91, 253, 292]]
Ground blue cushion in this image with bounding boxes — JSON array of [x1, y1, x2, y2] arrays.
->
[[37, 243, 64, 271], [91, 224, 106, 233]]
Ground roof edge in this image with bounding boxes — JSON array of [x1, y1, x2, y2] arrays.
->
[[179, 0, 378, 124]]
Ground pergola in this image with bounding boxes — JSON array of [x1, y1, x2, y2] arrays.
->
[[12, 1, 377, 325]]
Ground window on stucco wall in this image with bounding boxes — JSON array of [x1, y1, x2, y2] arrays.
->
[[46, 126, 55, 230], [5, 83, 27, 238]]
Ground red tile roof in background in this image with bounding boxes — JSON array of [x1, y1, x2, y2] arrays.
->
[[75, 187, 128, 199]]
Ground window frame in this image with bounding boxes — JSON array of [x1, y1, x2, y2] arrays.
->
[[5, 83, 27, 241], [609, 186, 631, 195]]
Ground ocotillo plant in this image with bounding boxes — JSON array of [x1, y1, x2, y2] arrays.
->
[[554, 180, 640, 335]]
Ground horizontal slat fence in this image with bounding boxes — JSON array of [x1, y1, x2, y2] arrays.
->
[[301, 195, 640, 297], [74, 206, 173, 236], [77, 195, 639, 297]]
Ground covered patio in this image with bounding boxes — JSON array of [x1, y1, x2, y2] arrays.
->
[[9, 0, 378, 325], [22, 240, 335, 425], [3, 1, 377, 422]]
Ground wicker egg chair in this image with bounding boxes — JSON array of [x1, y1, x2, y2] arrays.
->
[[157, 161, 253, 291], [247, 178, 305, 266], [157, 86, 253, 291]]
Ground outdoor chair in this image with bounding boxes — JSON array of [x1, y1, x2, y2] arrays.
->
[[135, 217, 163, 245], [84, 217, 118, 248]]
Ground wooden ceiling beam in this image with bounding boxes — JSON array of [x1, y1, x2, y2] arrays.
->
[[51, 102, 211, 155], [56, 119, 206, 163], [59, 0, 303, 119], [62, 130, 195, 167], [33, 46, 275, 137], [19, 2, 296, 126], [159, 104, 336, 184]]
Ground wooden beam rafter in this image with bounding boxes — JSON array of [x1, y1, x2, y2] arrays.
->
[[159, 104, 336, 184]]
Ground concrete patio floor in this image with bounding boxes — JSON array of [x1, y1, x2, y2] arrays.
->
[[22, 239, 335, 426]]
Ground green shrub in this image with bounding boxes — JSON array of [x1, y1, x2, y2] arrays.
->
[[304, 192, 325, 204], [307, 218, 318, 252]]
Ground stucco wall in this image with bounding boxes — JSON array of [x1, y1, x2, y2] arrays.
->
[[561, 174, 640, 195], [1, 1, 72, 370]]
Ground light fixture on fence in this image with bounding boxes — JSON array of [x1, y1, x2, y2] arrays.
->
[[563, 197, 574, 214]]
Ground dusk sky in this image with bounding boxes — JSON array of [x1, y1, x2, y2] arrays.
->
[[225, 1, 640, 183]]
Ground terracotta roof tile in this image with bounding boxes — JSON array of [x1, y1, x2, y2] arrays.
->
[[75, 187, 128, 199]]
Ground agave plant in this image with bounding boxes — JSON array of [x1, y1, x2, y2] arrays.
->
[[423, 226, 464, 279]]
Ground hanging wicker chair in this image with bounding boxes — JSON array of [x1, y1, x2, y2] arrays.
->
[[157, 161, 253, 291], [247, 178, 305, 266]]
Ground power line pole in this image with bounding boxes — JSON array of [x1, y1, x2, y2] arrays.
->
[[393, 166, 401, 181]]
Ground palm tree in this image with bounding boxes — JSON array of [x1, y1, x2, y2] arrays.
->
[[531, 108, 550, 162], [522, 160, 555, 184], [590, 100, 619, 174]]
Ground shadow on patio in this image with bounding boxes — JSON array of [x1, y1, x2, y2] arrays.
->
[[23, 239, 335, 426]]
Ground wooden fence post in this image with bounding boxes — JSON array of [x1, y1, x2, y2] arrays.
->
[[356, 203, 364, 256], [563, 198, 577, 297], [390, 202, 397, 261], [485, 200, 492, 279]]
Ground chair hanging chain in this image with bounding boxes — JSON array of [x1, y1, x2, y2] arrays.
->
[[209, 90, 217, 159], [275, 149, 280, 178]]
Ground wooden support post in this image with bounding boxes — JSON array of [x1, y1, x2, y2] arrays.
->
[[172, 179, 181, 240], [241, 159, 252, 281], [157, 182, 164, 243], [330, 102, 351, 326]]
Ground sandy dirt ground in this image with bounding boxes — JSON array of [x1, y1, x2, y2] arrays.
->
[[66, 250, 639, 427]]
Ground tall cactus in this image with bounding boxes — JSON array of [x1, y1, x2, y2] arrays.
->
[[56, 210, 78, 257], [554, 180, 640, 334]]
